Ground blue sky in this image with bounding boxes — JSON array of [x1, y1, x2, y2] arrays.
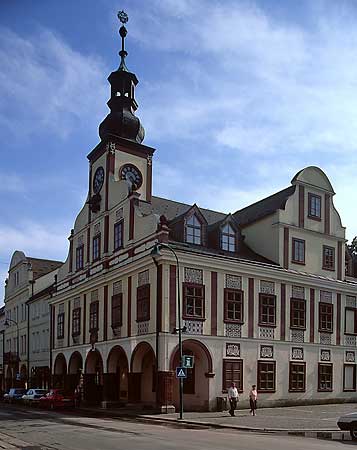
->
[[1, 0, 357, 300]]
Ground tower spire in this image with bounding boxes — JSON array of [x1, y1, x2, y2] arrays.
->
[[117, 10, 129, 72], [98, 10, 145, 144]]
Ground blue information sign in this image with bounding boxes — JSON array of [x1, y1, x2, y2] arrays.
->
[[176, 367, 187, 378]]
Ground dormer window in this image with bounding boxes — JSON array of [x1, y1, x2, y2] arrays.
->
[[221, 224, 236, 252], [186, 215, 201, 245]]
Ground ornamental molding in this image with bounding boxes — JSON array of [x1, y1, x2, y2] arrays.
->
[[226, 343, 240, 357], [291, 347, 304, 360], [260, 345, 274, 359]]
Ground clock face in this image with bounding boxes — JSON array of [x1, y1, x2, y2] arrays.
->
[[119, 164, 143, 190], [93, 166, 105, 194]]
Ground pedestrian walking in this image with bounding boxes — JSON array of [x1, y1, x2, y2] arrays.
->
[[227, 382, 239, 416], [249, 384, 257, 416], [74, 385, 81, 408]]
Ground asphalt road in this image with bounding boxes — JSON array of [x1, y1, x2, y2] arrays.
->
[[0, 405, 352, 450]]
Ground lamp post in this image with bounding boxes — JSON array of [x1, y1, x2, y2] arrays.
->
[[4, 318, 19, 385], [151, 242, 184, 420]]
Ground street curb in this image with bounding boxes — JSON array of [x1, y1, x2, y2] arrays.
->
[[138, 415, 352, 441]]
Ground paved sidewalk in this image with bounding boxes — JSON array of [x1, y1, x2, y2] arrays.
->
[[141, 402, 357, 434]]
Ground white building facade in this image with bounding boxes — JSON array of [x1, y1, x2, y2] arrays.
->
[[48, 17, 357, 411]]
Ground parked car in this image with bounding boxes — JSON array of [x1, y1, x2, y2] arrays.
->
[[22, 389, 48, 406], [39, 389, 74, 409], [3, 388, 27, 404], [337, 411, 357, 440]]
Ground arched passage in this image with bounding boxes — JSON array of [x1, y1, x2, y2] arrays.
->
[[5, 366, 12, 391], [130, 342, 156, 404], [106, 346, 129, 403], [53, 353, 67, 389], [67, 351, 83, 393], [84, 350, 103, 404], [170, 339, 213, 411], [19, 364, 27, 388]]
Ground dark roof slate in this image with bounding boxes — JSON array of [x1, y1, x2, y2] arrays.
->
[[141, 196, 227, 225], [28, 257, 63, 280], [233, 186, 296, 227]]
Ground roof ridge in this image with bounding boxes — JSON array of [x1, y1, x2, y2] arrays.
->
[[152, 195, 227, 216], [234, 185, 293, 215]]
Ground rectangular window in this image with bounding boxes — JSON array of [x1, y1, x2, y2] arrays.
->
[[308, 193, 322, 220], [89, 302, 99, 332], [292, 238, 305, 264], [290, 298, 306, 329], [72, 308, 81, 336], [114, 221, 124, 251], [183, 283, 205, 319], [57, 313, 64, 339], [319, 302, 333, 333], [318, 363, 333, 391], [76, 245, 84, 270], [289, 362, 306, 392], [224, 289, 243, 323], [343, 364, 356, 391], [259, 294, 276, 327], [345, 308, 357, 334], [223, 359, 243, 392], [111, 293, 123, 327], [137, 284, 150, 322], [92, 234, 101, 261], [257, 361, 276, 393], [322, 246, 335, 270]]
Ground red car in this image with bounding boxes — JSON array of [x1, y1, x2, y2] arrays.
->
[[39, 389, 74, 409]]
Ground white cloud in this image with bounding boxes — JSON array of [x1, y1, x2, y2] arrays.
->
[[0, 27, 108, 139]]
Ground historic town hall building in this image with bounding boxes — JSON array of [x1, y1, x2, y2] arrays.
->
[[3, 14, 357, 411]]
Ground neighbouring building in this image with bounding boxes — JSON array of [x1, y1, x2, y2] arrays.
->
[[46, 15, 357, 412], [0, 306, 5, 392], [3, 251, 62, 390]]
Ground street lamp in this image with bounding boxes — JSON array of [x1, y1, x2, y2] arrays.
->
[[151, 242, 185, 420], [4, 318, 19, 383]]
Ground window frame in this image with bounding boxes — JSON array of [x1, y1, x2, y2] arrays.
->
[[75, 245, 84, 271], [183, 282, 205, 320], [318, 363, 333, 392], [114, 220, 124, 252], [111, 293, 123, 328], [292, 238, 305, 265], [318, 302, 333, 333], [344, 307, 357, 335], [92, 234, 101, 262], [224, 288, 244, 323], [308, 193, 322, 220], [220, 223, 236, 252], [290, 298, 306, 330], [343, 364, 357, 392], [89, 301, 99, 332], [57, 313, 64, 339], [185, 214, 202, 245], [222, 359, 243, 393], [258, 293, 276, 327], [289, 362, 306, 392], [137, 284, 150, 322], [72, 307, 81, 337], [322, 245, 335, 271], [257, 361, 276, 393]]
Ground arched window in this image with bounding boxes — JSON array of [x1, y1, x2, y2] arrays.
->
[[186, 215, 201, 245], [221, 224, 236, 252]]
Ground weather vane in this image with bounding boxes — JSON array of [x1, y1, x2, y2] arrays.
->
[[117, 10, 129, 71], [118, 10, 128, 24]]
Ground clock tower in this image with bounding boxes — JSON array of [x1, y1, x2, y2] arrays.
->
[[87, 10, 155, 215]]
